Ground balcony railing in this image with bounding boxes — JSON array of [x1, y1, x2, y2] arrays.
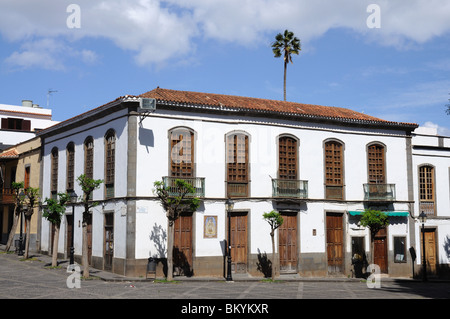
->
[[162, 176, 205, 198], [419, 201, 435, 216], [272, 179, 308, 199], [227, 182, 248, 198], [0, 188, 15, 204], [363, 183, 396, 201]]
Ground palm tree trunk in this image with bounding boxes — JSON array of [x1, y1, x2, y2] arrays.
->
[[283, 60, 287, 101]]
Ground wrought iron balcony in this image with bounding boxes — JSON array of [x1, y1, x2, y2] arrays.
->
[[162, 176, 205, 198], [272, 179, 308, 199], [363, 183, 396, 201]]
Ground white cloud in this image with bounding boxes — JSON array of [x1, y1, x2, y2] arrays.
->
[[1, 0, 450, 68]]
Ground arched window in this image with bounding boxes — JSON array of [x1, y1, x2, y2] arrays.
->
[[324, 139, 344, 200], [84, 136, 94, 179], [169, 127, 195, 178], [419, 165, 435, 215], [105, 130, 116, 199], [50, 147, 58, 198], [226, 131, 250, 197], [278, 135, 298, 180], [66, 142, 75, 192], [367, 143, 385, 184]]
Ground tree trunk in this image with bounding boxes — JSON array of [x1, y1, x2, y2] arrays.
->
[[167, 220, 174, 281], [270, 231, 275, 280], [283, 60, 287, 101], [24, 216, 32, 259], [5, 212, 19, 252], [82, 220, 89, 278], [52, 225, 60, 267]]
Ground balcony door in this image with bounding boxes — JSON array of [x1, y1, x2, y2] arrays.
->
[[169, 127, 195, 178], [226, 132, 249, 197]]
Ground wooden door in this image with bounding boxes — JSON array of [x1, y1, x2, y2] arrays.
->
[[326, 213, 344, 274], [230, 212, 248, 273], [278, 213, 297, 272], [421, 229, 437, 274], [373, 228, 388, 273], [374, 237, 388, 273], [104, 213, 114, 271], [66, 214, 73, 258], [174, 214, 193, 276]]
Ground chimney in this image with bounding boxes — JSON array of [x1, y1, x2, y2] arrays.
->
[[22, 100, 33, 107]]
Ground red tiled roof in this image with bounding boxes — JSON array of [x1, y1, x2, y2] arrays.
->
[[139, 88, 417, 127], [0, 148, 18, 159]]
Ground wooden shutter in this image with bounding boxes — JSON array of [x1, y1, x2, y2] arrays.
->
[[105, 131, 115, 185], [325, 141, 343, 199], [279, 136, 297, 180], [170, 129, 194, 178], [226, 133, 249, 197], [419, 165, 435, 215], [51, 148, 58, 194], [84, 137, 94, 179], [66, 143, 75, 191], [368, 144, 385, 184]]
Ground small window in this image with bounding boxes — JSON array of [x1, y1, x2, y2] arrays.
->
[[394, 236, 407, 263]]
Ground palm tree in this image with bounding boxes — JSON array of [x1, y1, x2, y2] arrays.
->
[[272, 30, 301, 101]]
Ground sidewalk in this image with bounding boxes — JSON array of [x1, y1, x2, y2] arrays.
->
[[1, 245, 443, 284]]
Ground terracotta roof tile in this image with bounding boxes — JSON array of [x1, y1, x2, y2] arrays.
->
[[0, 148, 18, 159], [139, 88, 417, 127]]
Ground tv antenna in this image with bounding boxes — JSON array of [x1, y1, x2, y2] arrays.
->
[[47, 89, 58, 108]]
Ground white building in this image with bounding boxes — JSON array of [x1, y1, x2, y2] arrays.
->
[[0, 100, 58, 150], [37, 88, 434, 278], [411, 126, 450, 278]]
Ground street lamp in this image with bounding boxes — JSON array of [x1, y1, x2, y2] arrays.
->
[[419, 211, 427, 282], [69, 191, 77, 265], [226, 198, 234, 281]]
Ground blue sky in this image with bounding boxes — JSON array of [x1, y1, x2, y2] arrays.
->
[[1, 0, 449, 135]]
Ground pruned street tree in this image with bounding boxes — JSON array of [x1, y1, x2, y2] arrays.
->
[[4, 182, 25, 252], [23, 187, 40, 259], [360, 209, 389, 264], [76, 174, 103, 278], [153, 179, 200, 281], [43, 192, 70, 267], [263, 210, 284, 280]]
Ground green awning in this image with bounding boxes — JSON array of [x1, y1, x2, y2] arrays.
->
[[349, 211, 409, 217]]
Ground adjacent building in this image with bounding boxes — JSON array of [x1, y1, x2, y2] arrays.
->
[[411, 126, 450, 278], [0, 137, 42, 249], [0, 100, 58, 248]]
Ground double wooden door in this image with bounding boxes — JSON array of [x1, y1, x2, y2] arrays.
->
[[174, 214, 193, 276], [326, 213, 344, 274], [229, 212, 248, 273]]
